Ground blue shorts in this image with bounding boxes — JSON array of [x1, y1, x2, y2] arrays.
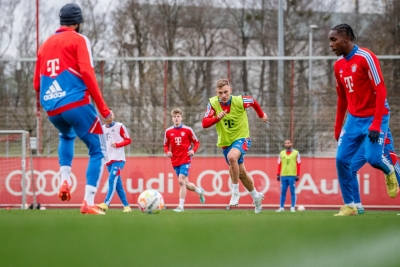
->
[[173, 163, 191, 177], [222, 138, 251, 165]]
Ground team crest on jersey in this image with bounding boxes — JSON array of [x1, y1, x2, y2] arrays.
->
[[339, 69, 343, 78], [181, 132, 185, 136], [351, 64, 357, 73]]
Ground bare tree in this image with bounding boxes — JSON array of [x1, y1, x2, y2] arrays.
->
[[0, 0, 20, 57], [79, 0, 110, 56]]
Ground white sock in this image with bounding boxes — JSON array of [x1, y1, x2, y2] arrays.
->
[[84, 185, 97, 206], [195, 188, 202, 195], [249, 189, 258, 200], [232, 183, 239, 193], [345, 202, 355, 208], [60, 166, 72, 186], [355, 203, 363, 208], [179, 199, 185, 208]]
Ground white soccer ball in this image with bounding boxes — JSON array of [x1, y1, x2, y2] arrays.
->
[[137, 189, 164, 214], [297, 205, 305, 211]]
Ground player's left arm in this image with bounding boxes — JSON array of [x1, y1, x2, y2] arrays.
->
[[114, 124, 131, 148], [188, 129, 200, 156], [242, 96, 268, 122], [365, 52, 387, 132], [296, 152, 301, 179], [76, 35, 110, 119]]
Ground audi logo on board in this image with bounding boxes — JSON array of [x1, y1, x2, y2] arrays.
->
[[4, 169, 270, 197], [5, 170, 77, 196], [196, 170, 270, 196]]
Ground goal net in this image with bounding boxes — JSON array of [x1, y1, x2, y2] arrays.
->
[[0, 130, 38, 209]]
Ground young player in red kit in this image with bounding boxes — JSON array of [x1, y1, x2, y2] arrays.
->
[[164, 108, 205, 212], [33, 3, 110, 215], [329, 24, 398, 216]]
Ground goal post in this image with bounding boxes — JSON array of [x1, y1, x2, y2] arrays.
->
[[0, 130, 37, 209]]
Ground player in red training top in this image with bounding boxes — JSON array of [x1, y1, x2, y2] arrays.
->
[[33, 3, 110, 215], [329, 23, 398, 216], [164, 108, 205, 212], [202, 78, 268, 214]]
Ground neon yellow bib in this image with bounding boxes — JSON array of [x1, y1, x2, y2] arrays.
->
[[279, 150, 299, 176], [210, 95, 249, 147]]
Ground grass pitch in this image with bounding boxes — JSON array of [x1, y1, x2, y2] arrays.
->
[[0, 208, 399, 267]]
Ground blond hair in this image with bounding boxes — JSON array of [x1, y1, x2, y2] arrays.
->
[[171, 108, 183, 116], [216, 78, 230, 89]]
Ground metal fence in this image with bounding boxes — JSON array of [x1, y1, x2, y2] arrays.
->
[[0, 56, 399, 157]]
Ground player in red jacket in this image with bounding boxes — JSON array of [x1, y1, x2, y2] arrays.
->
[[33, 3, 110, 215], [164, 108, 205, 212], [328, 24, 398, 216]]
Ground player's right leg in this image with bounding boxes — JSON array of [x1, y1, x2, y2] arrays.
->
[[335, 114, 363, 216], [172, 166, 185, 212], [48, 115, 76, 201], [224, 147, 241, 206], [277, 178, 288, 212], [350, 142, 367, 214]]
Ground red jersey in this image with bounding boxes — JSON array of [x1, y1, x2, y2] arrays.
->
[[334, 45, 389, 139], [33, 27, 110, 118], [202, 95, 265, 128], [164, 124, 200, 167]]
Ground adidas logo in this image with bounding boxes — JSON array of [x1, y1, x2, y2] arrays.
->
[[43, 80, 66, 101]]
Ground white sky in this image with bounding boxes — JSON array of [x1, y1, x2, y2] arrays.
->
[[5, 0, 387, 57]]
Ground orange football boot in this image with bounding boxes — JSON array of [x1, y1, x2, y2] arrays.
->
[[80, 201, 105, 215], [58, 180, 71, 201]]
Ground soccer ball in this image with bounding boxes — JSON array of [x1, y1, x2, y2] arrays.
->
[[297, 205, 305, 211], [137, 189, 164, 214]]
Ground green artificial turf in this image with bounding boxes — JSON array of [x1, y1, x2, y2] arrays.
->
[[0, 209, 399, 267]]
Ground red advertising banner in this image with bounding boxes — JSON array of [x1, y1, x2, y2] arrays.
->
[[1, 156, 399, 209]]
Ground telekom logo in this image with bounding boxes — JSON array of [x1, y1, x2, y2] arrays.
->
[[344, 76, 354, 92], [46, 59, 60, 77], [175, 137, 182, 145]]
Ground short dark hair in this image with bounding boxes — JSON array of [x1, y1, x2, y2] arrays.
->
[[332, 24, 356, 42]]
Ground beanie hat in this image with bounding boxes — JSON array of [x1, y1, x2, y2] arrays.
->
[[59, 3, 83, 25]]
